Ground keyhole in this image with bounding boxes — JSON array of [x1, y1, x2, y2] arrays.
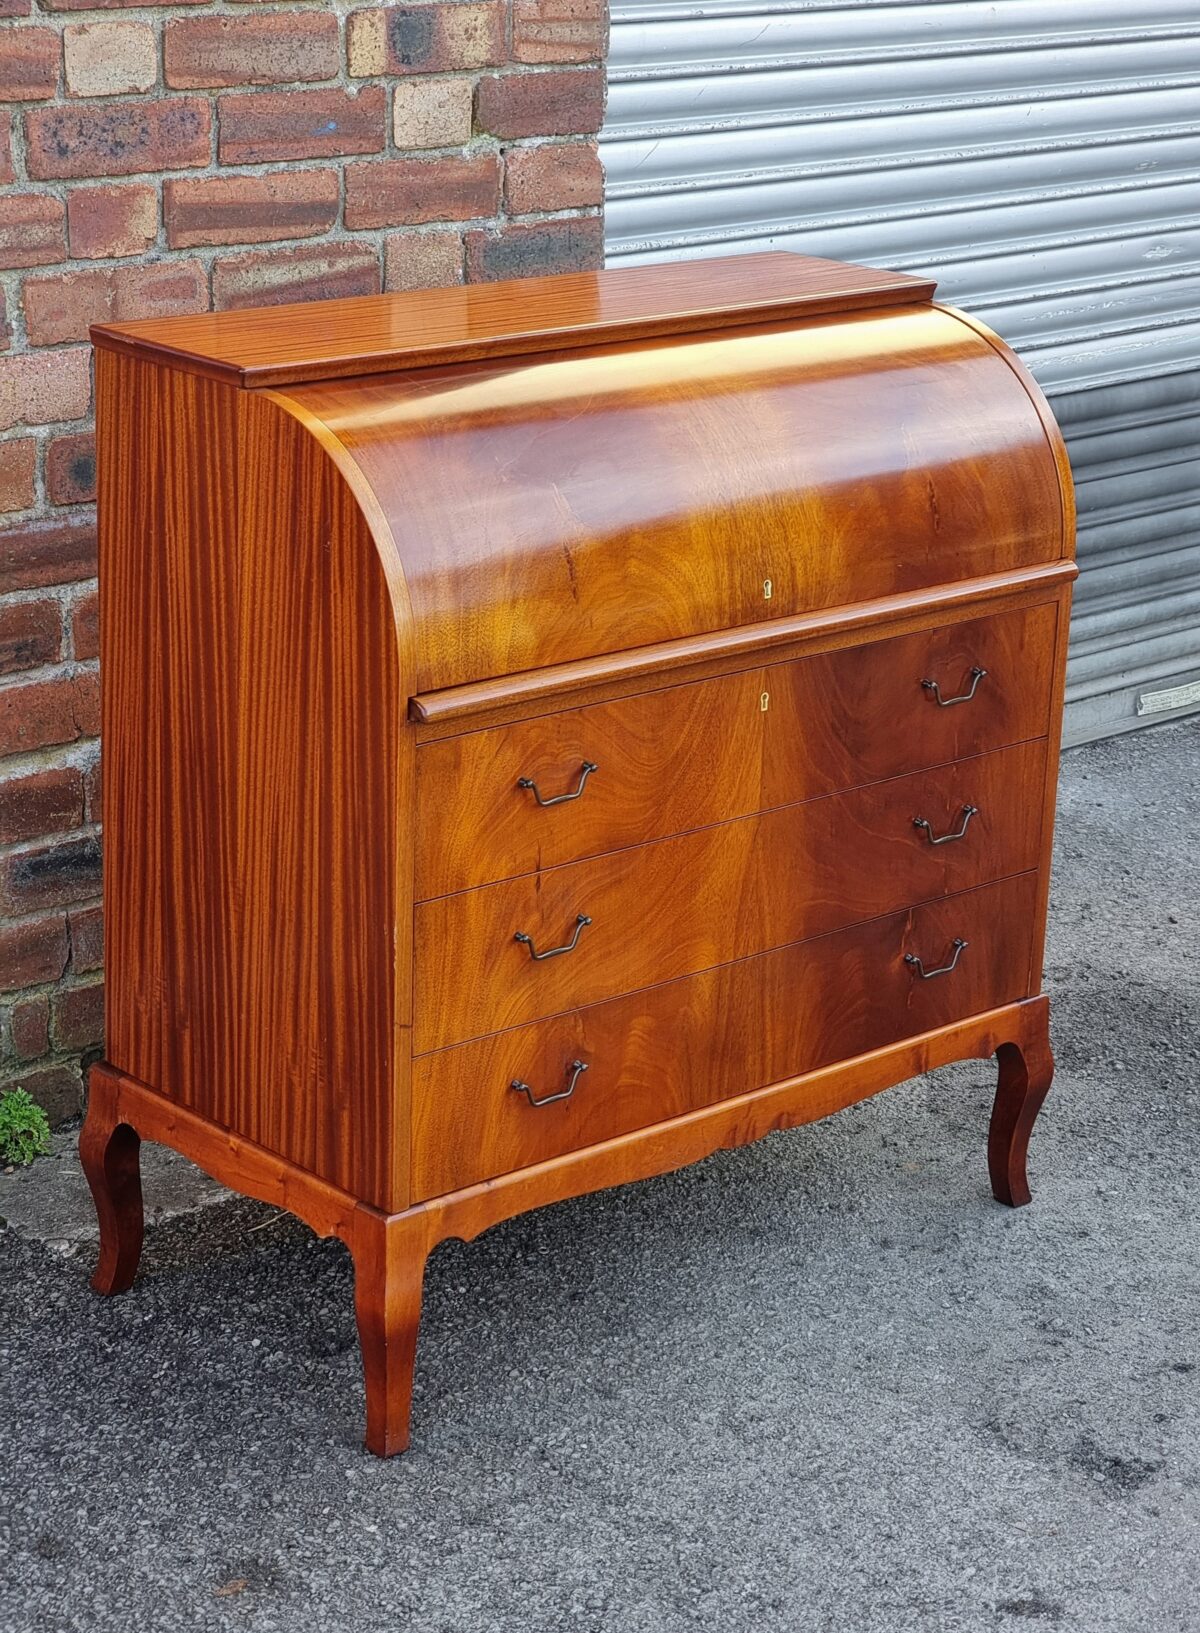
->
[[760, 691, 770, 712], [763, 578, 773, 601]]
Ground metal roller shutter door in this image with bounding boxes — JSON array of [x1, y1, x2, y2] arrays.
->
[[600, 0, 1200, 743]]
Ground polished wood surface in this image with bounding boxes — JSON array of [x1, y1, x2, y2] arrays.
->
[[412, 872, 1039, 1198], [416, 602, 1057, 898], [86, 252, 1074, 1455], [990, 1027, 1056, 1208], [85, 989, 1053, 1454], [415, 740, 1046, 1052], [409, 564, 1076, 732], [90, 252, 936, 390], [97, 352, 409, 1212], [79, 1084, 143, 1296], [289, 304, 1069, 693]]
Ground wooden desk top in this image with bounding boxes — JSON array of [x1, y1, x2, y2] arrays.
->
[[89, 252, 937, 391]]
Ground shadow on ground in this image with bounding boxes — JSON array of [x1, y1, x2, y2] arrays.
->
[[2, 720, 1199, 1633]]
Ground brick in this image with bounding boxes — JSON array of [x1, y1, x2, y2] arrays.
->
[[48, 434, 96, 508], [213, 243, 380, 311], [64, 22, 156, 98], [504, 140, 603, 213], [165, 172, 339, 250], [0, 764, 82, 844], [475, 68, 605, 139], [0, 669, 99, 758], [0, 350, 91, 434], [44, 0, 206, 9], [4, 1062, 81, 1125], [0, 193, 67, 271], [217, 85, 386, 165], [0, 1, 32, 14], [466, 215, 603, 281], [384, 229, 463, 292], [24, 98, 211, 181], [0, 439, 37, 515], [165, 14, 339, 89], [53, 978, 103, 1050], [10, 993, 49, 1060], [0, 914, 68, 990], [0, 288, 8, 351], [392, 78, 473, 149], [0, 515, 96, 592], [68, 902, 102, 972], [344, 154, 500, 230], [0, 833, 102, 916], [67, 184, 157, 261], [71, 587, 99, 658], [348, 4, 505, 75], [0, 598, 61, 675], [0, 28, 59, 101], [0, 123, 12, 187], [514, 0, 606, 63], [24, 261, 207, 347]]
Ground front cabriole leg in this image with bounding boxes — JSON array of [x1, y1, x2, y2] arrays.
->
[[988, 1003, 1055, 1208], [79, 1065, 145, 1294], [348, 1207, 433, 1457]]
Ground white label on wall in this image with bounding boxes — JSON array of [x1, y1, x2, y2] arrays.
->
[[1136, 678, 1200, 716]]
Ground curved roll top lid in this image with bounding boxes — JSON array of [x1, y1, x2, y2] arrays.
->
[[287, 305, 1070, 694], [91, 253, 1072, 696]]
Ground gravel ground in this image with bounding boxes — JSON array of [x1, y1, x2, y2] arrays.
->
[[2, 719, 1199, 1633]]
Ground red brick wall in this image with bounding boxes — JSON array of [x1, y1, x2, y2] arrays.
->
[[0, 1, 607, 1123]]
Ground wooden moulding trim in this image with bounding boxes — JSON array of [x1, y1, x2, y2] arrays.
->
[[87, 257, 937, 391], [407, 996, 1052, 1245], [91, 1062, 363, 1247], [94, 994, 1047, 1257], [409, 563, 1080, 728]]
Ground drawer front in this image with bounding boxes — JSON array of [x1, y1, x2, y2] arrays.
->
[[414, 737, 1046, 1053], [411, 871, 1040, 1200], [415, 601, 1057, 899]]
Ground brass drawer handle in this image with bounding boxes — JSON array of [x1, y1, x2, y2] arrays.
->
[[905, 937, 968, 979], [518, 761, 598, 807], [912, 804, 978, 845], [920, 666, 987, 706], [514, 913, 592, 961], [511, 1059, 589, 1108]]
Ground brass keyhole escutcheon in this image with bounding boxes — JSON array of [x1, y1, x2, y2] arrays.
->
[[763, 578, 773, 600], [760, 691, 770, 712]]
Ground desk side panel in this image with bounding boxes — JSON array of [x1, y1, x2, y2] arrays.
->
[[98, 352, 405, 1210]]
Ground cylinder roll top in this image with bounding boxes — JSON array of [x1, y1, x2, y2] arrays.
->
[[283, 302, 1069, 694], [92, 252, 1072, 698]]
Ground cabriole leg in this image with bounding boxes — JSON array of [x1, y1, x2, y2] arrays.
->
[[989, 1012, 1055, 1208], [350, 1210, 431, 1457], [79, 1068, 145, 1294]]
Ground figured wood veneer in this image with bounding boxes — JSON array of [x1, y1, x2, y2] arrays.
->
[[415, 739, 1048, 1052], [284, 305, 1068, 693], [412, 873, 1042, 1199], [83, 251, 1075, 1456], [415, 602, 1058, 898]]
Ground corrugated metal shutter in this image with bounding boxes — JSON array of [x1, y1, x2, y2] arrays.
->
[[600, 0, 1200, 743]]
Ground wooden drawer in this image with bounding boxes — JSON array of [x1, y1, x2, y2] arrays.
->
[[413, 737, 1046, 1053], [415, 601, 1057, 899], [411, 871, 1040, 1200]]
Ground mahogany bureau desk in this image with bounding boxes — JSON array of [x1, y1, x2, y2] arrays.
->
[[84, 252, 1075, 1455]]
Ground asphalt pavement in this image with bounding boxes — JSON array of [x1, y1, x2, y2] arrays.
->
[[2, 718, 1199, 1633]]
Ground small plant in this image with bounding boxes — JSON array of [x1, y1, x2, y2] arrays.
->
[[0, 1087, 51, 1168]]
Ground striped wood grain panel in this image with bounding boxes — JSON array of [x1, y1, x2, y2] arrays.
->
[[98, 352, 409, 1210]]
